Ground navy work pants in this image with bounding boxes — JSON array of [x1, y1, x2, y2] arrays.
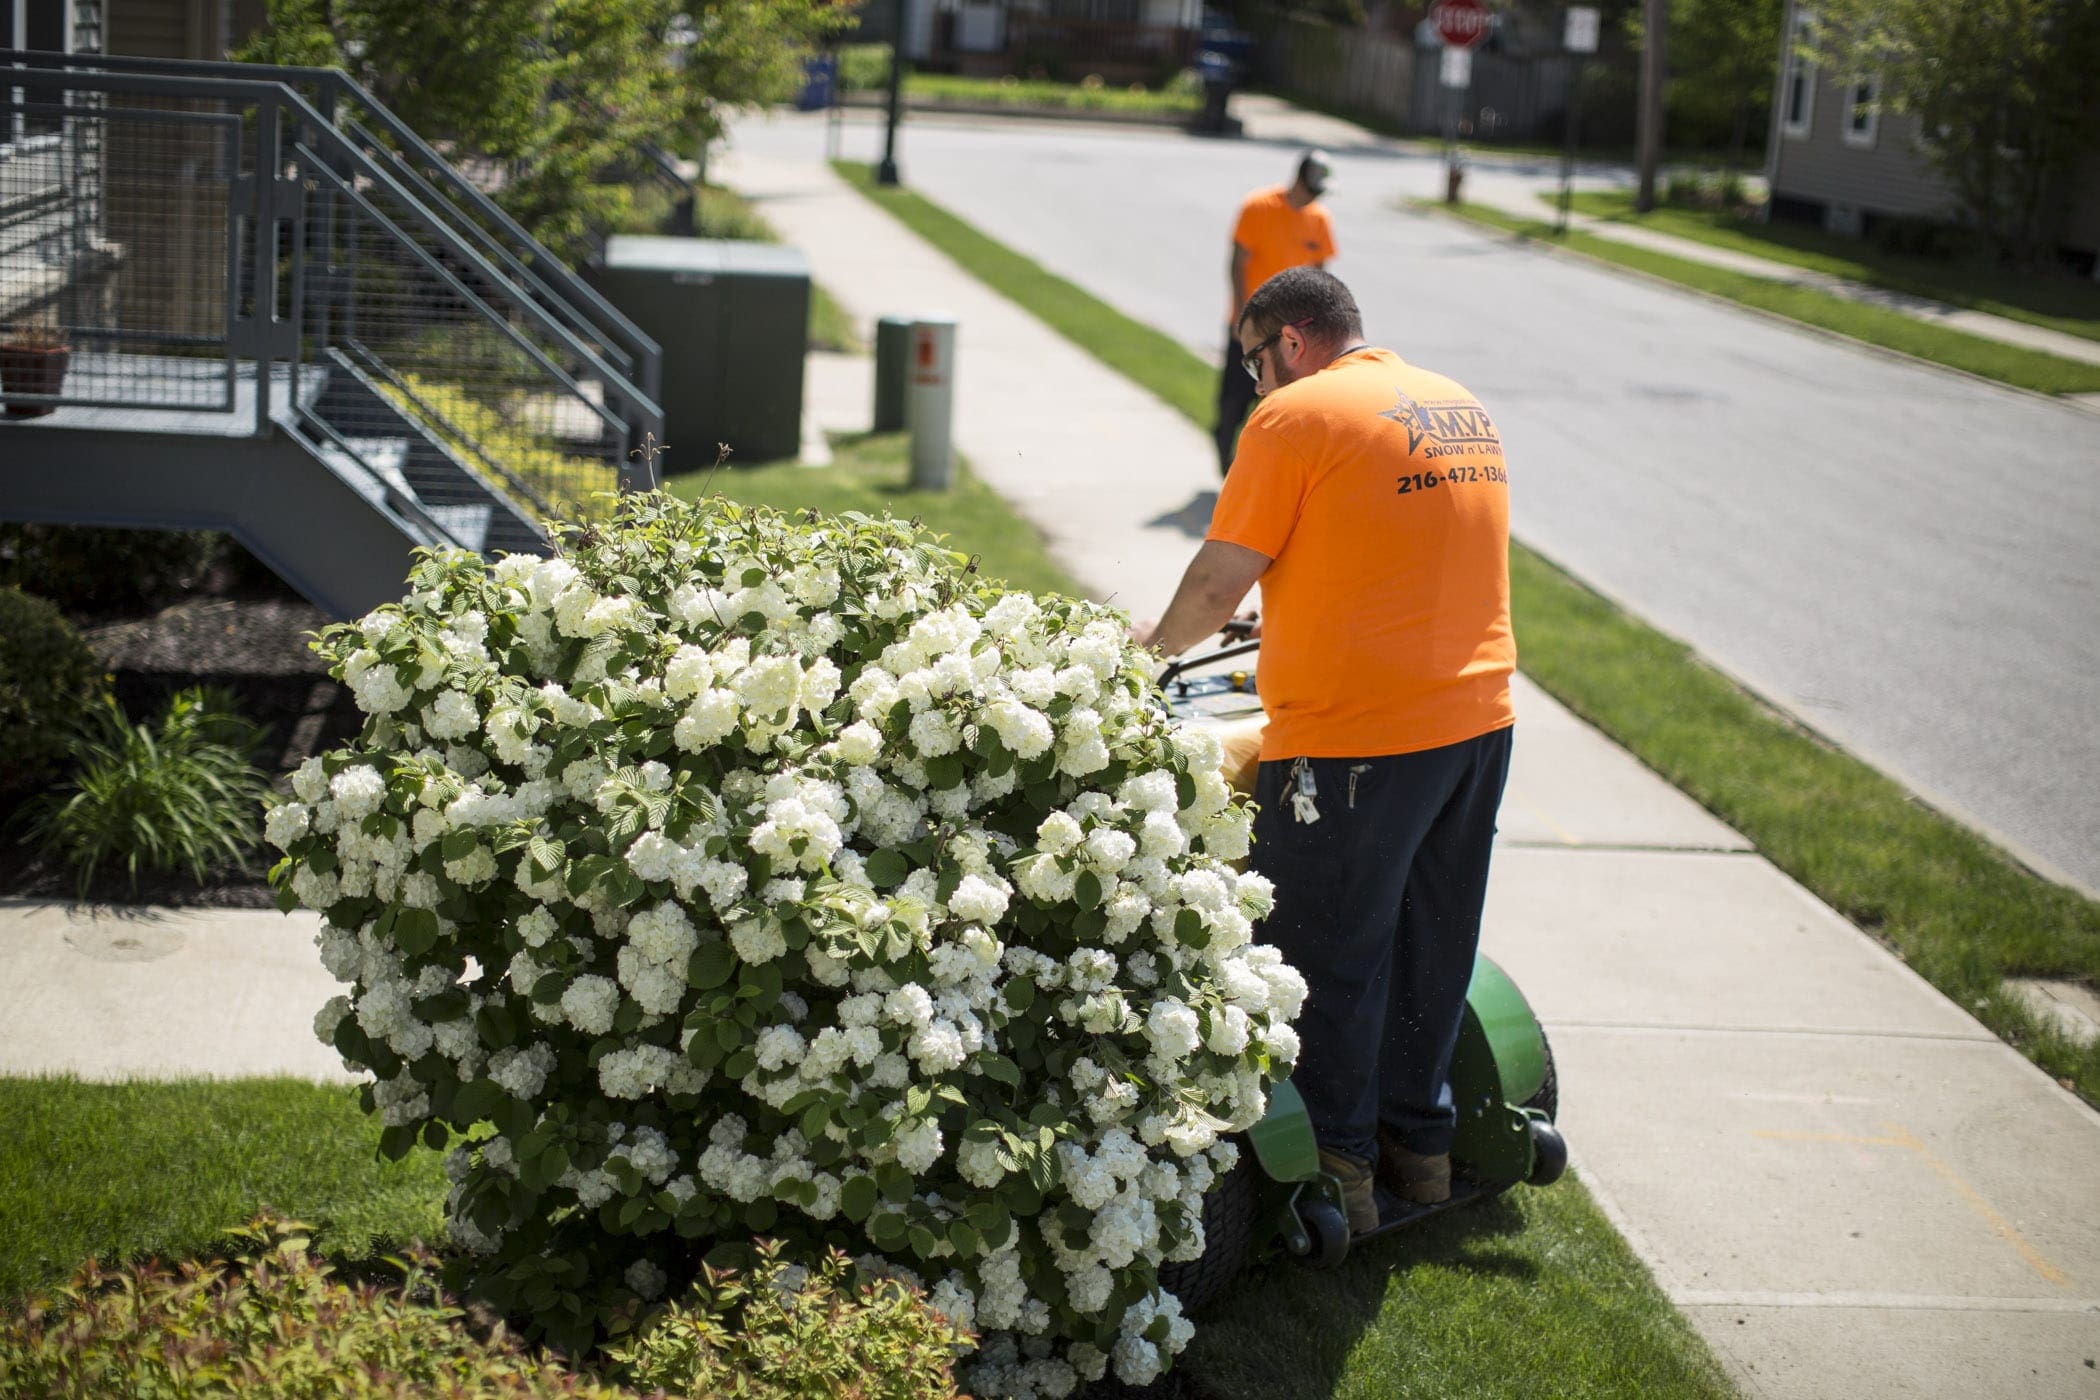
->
[[1214, 330, 1257, 474], [1249, 726, 1513, 1162]]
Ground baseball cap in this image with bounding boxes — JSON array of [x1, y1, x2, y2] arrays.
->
[[1297, 149, 1334, 192]]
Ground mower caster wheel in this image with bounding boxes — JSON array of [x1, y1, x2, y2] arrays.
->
[[1529, 1119, 1568, 1186], [1296, 1196, 1350, 1268]]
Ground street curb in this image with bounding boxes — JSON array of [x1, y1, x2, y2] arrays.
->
[[1408, 200, 2100, 422]]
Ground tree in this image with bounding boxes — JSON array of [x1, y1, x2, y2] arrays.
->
[[236, 0, 856, 258], [672, 0, 861, 157], [1805, 0, 2100, 263], [1665, 0, 1784, 160]]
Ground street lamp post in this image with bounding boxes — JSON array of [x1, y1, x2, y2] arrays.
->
[[878, 0, 905, 185]]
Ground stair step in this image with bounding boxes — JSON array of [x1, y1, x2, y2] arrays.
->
[[306, 434, 495, 554]]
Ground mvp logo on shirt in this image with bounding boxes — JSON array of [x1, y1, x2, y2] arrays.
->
[[1379, 389, 1502, 458]]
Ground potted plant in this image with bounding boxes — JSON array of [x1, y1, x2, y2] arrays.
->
[[1, 320, 72, 418]]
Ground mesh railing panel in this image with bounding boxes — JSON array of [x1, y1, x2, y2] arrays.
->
[[1, 98, 237, 412], [296, 149, 627, 530]]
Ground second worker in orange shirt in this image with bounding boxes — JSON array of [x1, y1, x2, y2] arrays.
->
[[1215, 150, 1337, 476]]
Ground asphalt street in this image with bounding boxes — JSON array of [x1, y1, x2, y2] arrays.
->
[[733, 111, 2100, 896]]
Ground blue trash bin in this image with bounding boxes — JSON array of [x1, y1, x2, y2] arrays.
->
[[796, 54, 838, 112]]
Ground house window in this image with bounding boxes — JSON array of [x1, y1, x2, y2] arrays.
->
[[1782, 10, 1816, 139], [1843, 75, 1880, 148]]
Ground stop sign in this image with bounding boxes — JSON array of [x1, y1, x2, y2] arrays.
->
[[1431, 0, 1491, 49]]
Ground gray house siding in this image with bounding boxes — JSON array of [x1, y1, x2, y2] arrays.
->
[[1766, 0, 1954, 230]]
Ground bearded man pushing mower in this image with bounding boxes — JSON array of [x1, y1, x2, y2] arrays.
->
[[1137, 266, 1516, 1235]]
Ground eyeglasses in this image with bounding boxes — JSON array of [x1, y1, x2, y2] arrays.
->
[[1242, 318, 1314, 381]]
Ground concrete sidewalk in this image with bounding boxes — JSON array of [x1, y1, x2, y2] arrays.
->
[[2, 119, 2096, 1400]]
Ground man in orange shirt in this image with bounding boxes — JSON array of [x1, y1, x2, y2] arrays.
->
[[1136, 267, 1514, 1236], [1214, 150, 1337, 475]]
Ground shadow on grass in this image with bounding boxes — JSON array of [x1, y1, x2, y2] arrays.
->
[[1088, 1194, 1536, 1400]]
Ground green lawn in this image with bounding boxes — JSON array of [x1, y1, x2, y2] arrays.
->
[[0, 1077, 448, 1301], [664, 430, 1083, 600], [906, 72, 1198, 115], [1420, 199, 2100, 397], [1555, 190, 2100, 345], [835, 162, 2100, 1107], [1187, 1181, 1732, 1400]]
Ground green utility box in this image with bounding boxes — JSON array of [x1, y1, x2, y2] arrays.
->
[[586, 236, 809, 472]]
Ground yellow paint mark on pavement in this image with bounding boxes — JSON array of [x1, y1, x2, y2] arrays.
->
[[1510, 789, 1583, 845], [1755, 1122, 2070, 1287]]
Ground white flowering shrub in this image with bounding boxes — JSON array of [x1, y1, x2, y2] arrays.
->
[[271, 495, 1304, 1396]]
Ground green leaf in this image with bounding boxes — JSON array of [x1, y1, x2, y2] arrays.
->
[[977, 1053, 1023, 1088], [1004, 978, 1035, 1013], [394, 908, 439, 956], [869, 1210, 907, 1248], [440, 829, 480, 863], [926, 754, 966, 790], [450, 1078, 502, 1127], [474, 1002, 517, 1050], [1175, 907, 1207, 946], [841, 1174, 879, 1223], [377, 1124, 417, 1162], [948, 1220, 982, 1256], [688, 942, 736, 990], [523, 1143, 569, 1191], [1177, 767, 1198, 810], [908, 1225, 938, 1260], [527, 835, 565, 879], [1074, 869, 1103, 909], [799, 1100, 830, 1142]]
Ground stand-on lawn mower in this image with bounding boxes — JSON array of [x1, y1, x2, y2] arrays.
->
[[1151, 635, 1567, 1312]]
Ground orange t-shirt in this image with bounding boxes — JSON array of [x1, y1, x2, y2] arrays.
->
[[1207, 348, 1515, 760], [1232, 187, 1336, 307]]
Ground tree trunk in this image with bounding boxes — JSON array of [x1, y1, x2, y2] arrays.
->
[[1635, 0, 1668, 211]]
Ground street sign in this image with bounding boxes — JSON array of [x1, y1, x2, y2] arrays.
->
[[1440, 45, 1474, 89], [1432, 0, 1491, 50], [1564, 5, 1600, 54]]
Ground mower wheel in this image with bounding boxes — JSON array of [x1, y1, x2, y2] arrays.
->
[[1297, 1196, 1350, 1269], [1155, 1155, 1258, 1314], [1528, 1119, 1569, 1186], [1525, 1028, 1559, 1122]]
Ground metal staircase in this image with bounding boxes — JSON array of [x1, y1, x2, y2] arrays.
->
[[0, 49, 665, 618]]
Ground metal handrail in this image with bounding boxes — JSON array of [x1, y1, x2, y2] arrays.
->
[[0, 47, 662, 405], [0, 62, 660, 453]]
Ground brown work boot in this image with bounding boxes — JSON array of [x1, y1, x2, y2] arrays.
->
[[1376, 1130, 1452, 1205], [1318, 1148, 1381, 1235]]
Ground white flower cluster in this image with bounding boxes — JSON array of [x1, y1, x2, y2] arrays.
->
[[273, 497, 1302, 1393]]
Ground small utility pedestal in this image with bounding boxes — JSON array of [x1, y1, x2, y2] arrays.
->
[[586, 236, 809, 473]]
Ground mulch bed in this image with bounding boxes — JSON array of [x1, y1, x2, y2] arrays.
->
[[0, 587, 364, 909]]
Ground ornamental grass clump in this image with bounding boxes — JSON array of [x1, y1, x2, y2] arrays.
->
[[269, 493, 1305, 1396]]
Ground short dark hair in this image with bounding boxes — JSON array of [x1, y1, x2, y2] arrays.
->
[[1238, 266, 1363, 349]]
